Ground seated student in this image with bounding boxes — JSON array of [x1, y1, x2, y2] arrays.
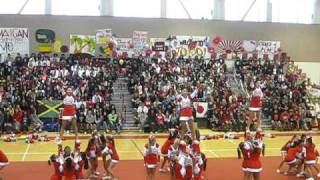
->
[[280, 110, 290, 131], [271, 110, 280, 130], [85, 110, 96, 133], [108, 109, 118, 134]]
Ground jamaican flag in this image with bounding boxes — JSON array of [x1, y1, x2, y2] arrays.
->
[[37, 100, 63, 118]]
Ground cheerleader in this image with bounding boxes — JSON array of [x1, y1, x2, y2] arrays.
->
[[191, 141, 204, 180], [176, 87, 198, 139], [168, 139, 181, 178], [174, 141, 193, 180], [247, 139, 263, 180], [237, 131, 252, 180], [303, 137, 320, 179], [101, 135, 120, 180], [48, 154, 63, 180], [279, 140, 304, 176], [63, 156, 76, 180], [85, 137, 99, 179], [0, 150, 8, 180], [160, 128, 178, 172], [74, 152, 88, 180], [248, 83, 263, 130], [144, 135, 160, 180], [59, 87, 78, 142], [277, 135, 298, 173]]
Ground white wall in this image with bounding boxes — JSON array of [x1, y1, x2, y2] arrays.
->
[[295, 62, 320, 84]]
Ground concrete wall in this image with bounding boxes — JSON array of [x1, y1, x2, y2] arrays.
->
[[0, 14, 320, 62]]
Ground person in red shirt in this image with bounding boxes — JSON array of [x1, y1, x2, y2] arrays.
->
[[278, 140, 304, 176], [280, 110, 290, 130], [12, 105, 25, 132], [237, 131, 252, 180], [63, 157, 76, 180], [156, 109, 165, 132], [159, 128, 178, 173], [303, 137, 320, 179], [74, 152, 88, 180], [143, 135, 160, 180], [48, 154, 63, 180], [0, 150, 9, 180]]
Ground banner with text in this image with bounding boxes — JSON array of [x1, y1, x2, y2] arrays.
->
[[0, 28, 29, 55], [172, 36, 209, 58], [132, 31, 148, 52]]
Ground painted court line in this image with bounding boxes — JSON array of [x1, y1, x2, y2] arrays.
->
[[210, 150, 220, 158], [21, 143, 31, 161]]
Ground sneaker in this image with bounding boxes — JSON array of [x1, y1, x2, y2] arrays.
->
[[317, 173, 320, 177], [102, 175, 111, 180], [159, 168, 166, 173], [55, 137, 62, 144], [94, 171, 100, 175], [276, 169, 280, 173], [296, 172, 304, 177], [283, 172, 288, 176], [89, 174, 98, 179], [167, 167, 171, 172], [306, 178, 314, 180]]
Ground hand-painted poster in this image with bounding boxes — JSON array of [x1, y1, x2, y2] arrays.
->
[[173, 36, 209, 58], [256, 41, 280, 54], [216, 40, 243, 54], [242, 40, 257, 53], [132, 31, 148, 51], [70, 35, 96, 55], [96, 29, 112, 44], [0, 28, 29, 55], [115, 38, 134, 57]]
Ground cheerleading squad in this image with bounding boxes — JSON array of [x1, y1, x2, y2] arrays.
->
[[144, 129, 207, 180], [48, 131, 119, 180], [277, 134, 320, 180]]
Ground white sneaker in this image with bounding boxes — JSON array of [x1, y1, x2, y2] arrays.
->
[[102, 175, 111, 180], [306, 178, 314, 180], [55, 137, 62, 144], [167, 167, 171, 172], [159, 168, 166, 173], [296, 172, 304, 177], [317, 173, 320, 177], [283, 172, 288, 176], [95, 171, 100, 175], [276, 169, 280, 173]]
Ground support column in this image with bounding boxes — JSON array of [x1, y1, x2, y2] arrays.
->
[[213, 0, 225, 20], [45, 0, 51, 15], [314, 0, 320, 24], [266, 0, 272, 22], [160, 0, 167, 18], [100, 0, 114, 16]]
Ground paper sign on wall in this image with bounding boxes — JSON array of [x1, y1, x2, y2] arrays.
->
[[70, 34, 96, 55], [96, 29, 112, 44], [256, 41, 280, 54], [0, 28, 29, 55], [132, 31, 148, 51]]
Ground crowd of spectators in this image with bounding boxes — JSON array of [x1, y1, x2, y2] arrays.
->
[[0, 51, 317, 135], [0, 53, 123, 134], [235, 55, 314, 131]]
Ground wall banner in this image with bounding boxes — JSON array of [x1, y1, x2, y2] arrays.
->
[[0, 28, 29, 55]]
